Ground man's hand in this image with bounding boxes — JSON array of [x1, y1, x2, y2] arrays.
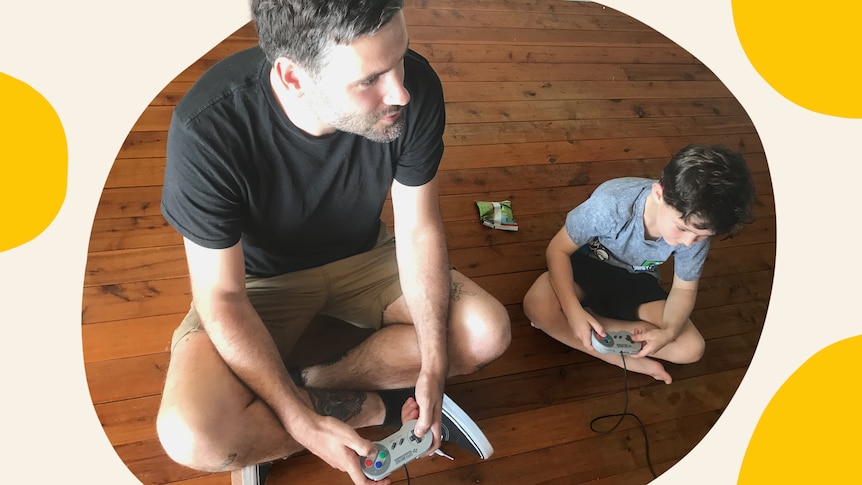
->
[[631, 327, 674, 358], [411, 370, 445, 453], [293, 414, 387, 485]]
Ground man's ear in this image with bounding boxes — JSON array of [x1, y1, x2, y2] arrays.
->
[[272, 57, 308, 94]]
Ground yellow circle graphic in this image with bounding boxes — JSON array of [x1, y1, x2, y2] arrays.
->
[[732, 1, 862, 118], [0, 72, 67, 252], [738, 335, 862, 482]]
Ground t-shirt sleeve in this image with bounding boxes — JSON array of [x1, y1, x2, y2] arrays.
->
[[673, 239, 710, 281], [564, 184, 620, 247], [392, 50, 445, 187], [160, 115, 244, 249]]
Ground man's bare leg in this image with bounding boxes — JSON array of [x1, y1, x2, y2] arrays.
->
[[157, 330, 403, 473], [298, 270, 511, 390]]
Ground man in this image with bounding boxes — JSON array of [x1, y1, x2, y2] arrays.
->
[[156, 1, 511, 484]]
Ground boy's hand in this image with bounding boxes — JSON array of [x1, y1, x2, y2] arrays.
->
[[568, 308, 603, 350], [631, 327, 673, 358]]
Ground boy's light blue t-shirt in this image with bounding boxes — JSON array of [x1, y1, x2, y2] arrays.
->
[[565, 177, 709, 282]]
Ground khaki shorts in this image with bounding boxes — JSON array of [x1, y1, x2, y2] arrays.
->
[[171, 223, 403, 358]]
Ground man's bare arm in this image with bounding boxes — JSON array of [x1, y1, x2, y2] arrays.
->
[[182, 238, 377, 482], [390, 177, 450, 443]]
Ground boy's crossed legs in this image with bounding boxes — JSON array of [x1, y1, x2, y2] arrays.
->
[[523, 271, 704, 384]]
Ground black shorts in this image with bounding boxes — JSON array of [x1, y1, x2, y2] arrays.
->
[[570, 250, 668, 321]]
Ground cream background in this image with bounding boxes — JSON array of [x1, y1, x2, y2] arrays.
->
[[1, 0, 859, 483]]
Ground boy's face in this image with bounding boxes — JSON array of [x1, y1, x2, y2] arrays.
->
[[303, 11, 411, 142], [652, 184, 714, 247]]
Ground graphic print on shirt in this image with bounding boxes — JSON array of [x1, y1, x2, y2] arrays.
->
[[632, 260, 664, 272], [586, 238, 665, 273]]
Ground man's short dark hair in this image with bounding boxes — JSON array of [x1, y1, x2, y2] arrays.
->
[[659, 143, 756, 236], [251, 0, 405, 75]]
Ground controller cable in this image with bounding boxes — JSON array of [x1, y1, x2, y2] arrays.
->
[[588, 352, 657, 479], [399, 446, 454, 483]]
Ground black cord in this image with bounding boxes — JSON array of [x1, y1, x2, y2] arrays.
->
[[589, 352, 657, 479], [404, 464, 411, 484]]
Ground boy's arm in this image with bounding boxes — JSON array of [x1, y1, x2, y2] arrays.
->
[[545, 227, 604, 348], [663, 275, 698, 336], [633, 274, 698, 357]]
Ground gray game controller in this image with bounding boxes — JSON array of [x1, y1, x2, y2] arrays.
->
[[360, 419, 433, 480], [591, 329, 642, 355]]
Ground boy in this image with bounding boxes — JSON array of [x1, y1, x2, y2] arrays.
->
[[523, 144, 755, 383]]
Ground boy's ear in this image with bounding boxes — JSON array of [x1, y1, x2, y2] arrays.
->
[[652, 182, 664, 201]]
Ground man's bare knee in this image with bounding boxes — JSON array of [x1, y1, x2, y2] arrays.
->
[[451, 299, 511, 374], [156, 399, 247, 472]]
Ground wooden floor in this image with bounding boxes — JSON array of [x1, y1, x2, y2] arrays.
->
[[82, 1, 774, 484]]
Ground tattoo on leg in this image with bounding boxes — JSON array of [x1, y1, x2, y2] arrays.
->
[[216, 453, 237, 471], [450, 281, 476, 302], [308, 390, 367, 422]]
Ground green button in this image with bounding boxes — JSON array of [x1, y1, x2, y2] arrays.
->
[[378, 451, 387, 459]]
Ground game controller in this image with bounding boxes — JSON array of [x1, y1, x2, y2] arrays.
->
[[591, 329, 642, 355], [360, 419, 433, 480]]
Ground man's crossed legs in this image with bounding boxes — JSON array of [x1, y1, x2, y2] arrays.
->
[[156, 236, 510, 479]]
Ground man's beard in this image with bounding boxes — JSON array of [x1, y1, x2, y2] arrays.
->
[[307, 90, 406, 143], [331, 106, 406, 143]]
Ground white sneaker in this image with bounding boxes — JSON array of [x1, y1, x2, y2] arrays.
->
[[440, 394, 494, 459]]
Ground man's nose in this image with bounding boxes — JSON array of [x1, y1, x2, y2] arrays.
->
[[383, 72, 410, 107]]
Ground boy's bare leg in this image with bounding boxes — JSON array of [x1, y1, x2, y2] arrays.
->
[[157, 330, 399, 473], [634, 300, 706, 364], [522, 272, 674, 384], [300, 270, 511, 390]]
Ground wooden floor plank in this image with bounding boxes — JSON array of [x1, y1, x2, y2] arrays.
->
[[412, 43, 700, 65], [404, 7, 655, 32], [83, 313, 180, 362]]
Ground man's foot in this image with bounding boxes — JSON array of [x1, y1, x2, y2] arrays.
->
[[440, 394, 494, 459], [380, 389, 494, 459], [232, 461, 271, 485]]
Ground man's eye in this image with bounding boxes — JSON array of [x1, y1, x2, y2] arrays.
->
[[360, 76, 379, 86]]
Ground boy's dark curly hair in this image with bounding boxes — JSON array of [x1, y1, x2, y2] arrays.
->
[[659, 144, 756, 236]]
